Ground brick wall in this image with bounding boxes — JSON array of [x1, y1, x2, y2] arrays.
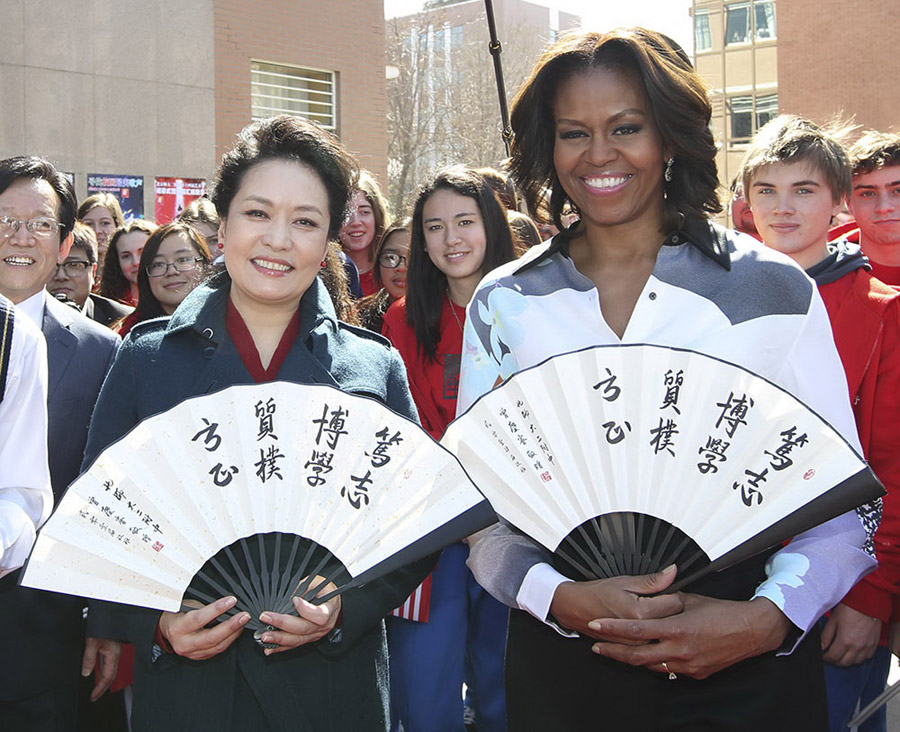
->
[[214, 0, 388, 185], [777, 0, 899, 132]]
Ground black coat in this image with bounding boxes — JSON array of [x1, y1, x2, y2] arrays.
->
[[84, 276, 435, 732]]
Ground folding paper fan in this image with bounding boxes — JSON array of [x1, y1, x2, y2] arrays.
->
[[22, 382, 493, 635], [441, 344, 883, 591]]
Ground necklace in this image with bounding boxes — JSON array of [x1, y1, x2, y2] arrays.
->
[[447, 290, 465, 333]]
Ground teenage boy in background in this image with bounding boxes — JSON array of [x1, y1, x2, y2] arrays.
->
[[740, 115, 900, 732], [847, 132, 900, 286]]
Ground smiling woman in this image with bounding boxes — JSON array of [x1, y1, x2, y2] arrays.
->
[[115, 221, 212, 335], [458, 28, 876, 732], [338, 171, 391, 296], [380, 167, 516, 731], [83, 115, 436, 732]]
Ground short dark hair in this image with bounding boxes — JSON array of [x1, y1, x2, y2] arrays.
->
[[130, 221, 212, 322], [71, 222, 98, 265], [210, 115, 359, 241], [100, 219, 159, 302], [0, 156, 77, 241], [739, 114, 851, 204], [407, 166, 517, 361], [849, 131, 900, 177], [508, 28, 721, 234]]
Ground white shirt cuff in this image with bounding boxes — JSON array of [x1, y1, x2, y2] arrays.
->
[[516, 562, 579, 638]]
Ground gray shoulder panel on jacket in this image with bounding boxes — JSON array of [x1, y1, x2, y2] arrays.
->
[[654, 233, 813, 325]]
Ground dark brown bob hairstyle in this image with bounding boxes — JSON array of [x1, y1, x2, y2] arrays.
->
[[210, 114, 359, 242], [508, 27, 722, 235]]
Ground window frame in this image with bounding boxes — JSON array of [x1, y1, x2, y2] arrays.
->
[[250, 60, 337, 133]]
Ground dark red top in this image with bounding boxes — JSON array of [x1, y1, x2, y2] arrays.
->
[[868, 260, 900, 287], [381, 295, 465, 440], [359, 269, 378, 298], [225, 298, 302, 383]]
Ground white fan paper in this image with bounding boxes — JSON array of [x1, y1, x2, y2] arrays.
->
[[441, 344, 883, 589], [22, 382, 493, 626]]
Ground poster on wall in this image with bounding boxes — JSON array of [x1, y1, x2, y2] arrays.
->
[[154, 177, 206, 224], [87, 174, 145, 220]]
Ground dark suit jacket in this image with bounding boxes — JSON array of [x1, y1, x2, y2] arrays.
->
[[0, 295, 119, 701], [85, 293, 133, 329]]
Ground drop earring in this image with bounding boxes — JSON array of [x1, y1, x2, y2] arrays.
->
[[664, 157, 674, 183]]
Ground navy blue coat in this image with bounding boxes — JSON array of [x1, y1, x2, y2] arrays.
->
[[84, 275, 435, 732]]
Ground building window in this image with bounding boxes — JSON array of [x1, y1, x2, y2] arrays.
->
[[725, 3, 751, 45], [755, 93, 778, 128], [726, 1, 776, 45], [251, 61, 336, 131], [728, 93, 778, 143], [694, 10, 712, 52], [754, 1, 776, 40], [729, 95, 754, 139]]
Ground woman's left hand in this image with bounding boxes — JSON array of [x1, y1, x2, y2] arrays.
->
[[588, 594, 793, 680], [257, 579, 342, 656]]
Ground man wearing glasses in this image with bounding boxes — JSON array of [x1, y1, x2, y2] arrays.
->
[[0, 156, 121, 731], [46, 221, 134, 328]]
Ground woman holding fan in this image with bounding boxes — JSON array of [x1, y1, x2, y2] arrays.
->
[[83, 115, 434, 732], [458, 28, 876, 730]]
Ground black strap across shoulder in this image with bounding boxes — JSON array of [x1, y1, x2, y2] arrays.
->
[[0, 295, 14, 405]]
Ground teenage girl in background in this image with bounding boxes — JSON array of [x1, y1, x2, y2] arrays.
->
[[381, 167, 516, 731], [339, 171, 390, 296]]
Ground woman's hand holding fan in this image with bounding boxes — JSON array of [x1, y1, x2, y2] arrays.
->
[[22, 382, 495, 653], [443, 344, 884, 680], [588, 593, 793, 680], [549, 564, 684, 640], [256, 577, 341, 655], [159, 596, 250, 661]]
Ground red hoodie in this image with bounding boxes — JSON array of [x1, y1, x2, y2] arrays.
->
[[813, 249, 900, 638]]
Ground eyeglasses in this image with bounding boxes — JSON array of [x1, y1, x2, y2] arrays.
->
[[54, 260, 91, 276], [0, 216, 63, 238], [378, 251, 409, 269], [146, 256, 204, 277]]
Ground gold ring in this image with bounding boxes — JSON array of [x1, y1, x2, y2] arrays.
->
[[661, 661, 677, 681]]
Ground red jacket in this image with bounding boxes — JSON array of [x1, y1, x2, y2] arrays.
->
[[818, 268, 900, 632]]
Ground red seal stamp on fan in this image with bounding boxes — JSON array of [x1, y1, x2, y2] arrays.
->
[[152, 541, 164, 553], [803, 469, 815, 480], [540, 471, 552, 483]]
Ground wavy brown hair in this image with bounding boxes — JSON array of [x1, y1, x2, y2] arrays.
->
[[508, 28, 721, 235], [99, 220, 158, 302]]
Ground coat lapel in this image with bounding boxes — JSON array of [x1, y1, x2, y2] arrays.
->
[[41, 298, 78, 401]]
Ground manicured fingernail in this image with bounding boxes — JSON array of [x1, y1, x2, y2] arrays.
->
[[224, 596, 237, 608], [663, 564, 676, 574], [588, 621, 601, 631], [238, 613, 250, 625], [259, 612, 271, 623], [592, 644, 602, 655]]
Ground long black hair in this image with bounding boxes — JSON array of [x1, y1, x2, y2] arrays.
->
[[406, 167, 516, 361]]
